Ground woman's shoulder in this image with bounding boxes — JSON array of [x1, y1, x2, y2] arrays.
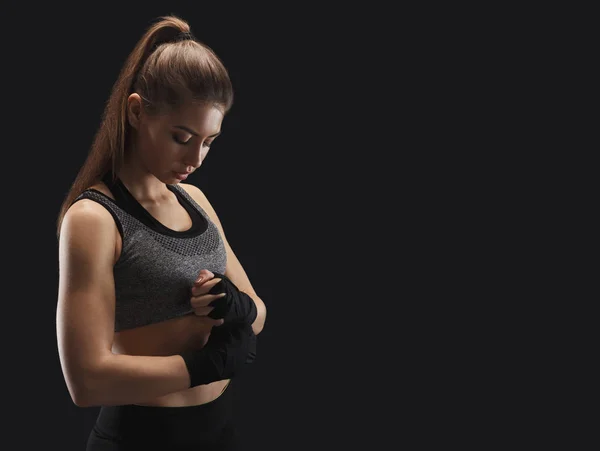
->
[[177, 182, 200, 196], [178, 182, 211, 206], [177, 183, 224, 232], [63, 182, 118, 231], [86, 181, 116, 201], [61, 193, 119, 247], [177, 182, 207, 210]]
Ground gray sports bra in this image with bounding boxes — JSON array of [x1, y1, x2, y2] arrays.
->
[[72, 175, 227, 332]]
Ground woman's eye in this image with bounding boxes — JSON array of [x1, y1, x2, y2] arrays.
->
[[204, 142, 212, 148], [173, 135, 190, 145]]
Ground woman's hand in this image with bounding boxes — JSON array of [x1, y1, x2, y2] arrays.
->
[[190, 269, 225, 326]]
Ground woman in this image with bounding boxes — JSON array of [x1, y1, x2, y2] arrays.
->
[[55, 15, 267, 450]]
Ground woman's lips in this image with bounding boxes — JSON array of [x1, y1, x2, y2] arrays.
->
[[173, 172, 189, 180]]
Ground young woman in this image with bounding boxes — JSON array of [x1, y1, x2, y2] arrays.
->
[[55, 15, 267, 450]]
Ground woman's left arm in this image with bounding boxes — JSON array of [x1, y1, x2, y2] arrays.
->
[[182, 184, 267, 335]]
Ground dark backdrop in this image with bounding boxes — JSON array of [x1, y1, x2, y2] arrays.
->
[[1, 4, 408, 450], [0, 1, 506, 449]]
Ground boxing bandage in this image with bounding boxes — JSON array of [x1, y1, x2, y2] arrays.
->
[[180, 322, 256, 387], [207, 272, 258, 325]]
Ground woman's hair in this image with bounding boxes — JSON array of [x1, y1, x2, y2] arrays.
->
[[56, 15, 234, 239]]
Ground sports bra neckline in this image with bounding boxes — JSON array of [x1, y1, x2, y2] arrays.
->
[[96, 172, 207, 238]]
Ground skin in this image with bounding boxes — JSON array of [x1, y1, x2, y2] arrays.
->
[[57, 94, 266, 407]]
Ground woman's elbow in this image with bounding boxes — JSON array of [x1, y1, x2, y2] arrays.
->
[[64, 373, 95, 407], [71, 388, 93, 408], [62, 359, 109, 408]]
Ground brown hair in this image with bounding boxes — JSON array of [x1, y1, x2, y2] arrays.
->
[[56, 15, 234, 239]]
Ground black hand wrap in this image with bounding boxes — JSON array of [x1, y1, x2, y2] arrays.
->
[[180, 322, 256, 388], [207, 272, 258, 325]]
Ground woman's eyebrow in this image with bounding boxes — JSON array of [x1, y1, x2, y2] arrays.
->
[[174, 125, 221, 138]]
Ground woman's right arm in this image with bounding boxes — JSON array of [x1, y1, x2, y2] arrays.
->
[[56, 200, 191, 407]]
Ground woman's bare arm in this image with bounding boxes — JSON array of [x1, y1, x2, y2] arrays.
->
[[56, 200, 191, 407]]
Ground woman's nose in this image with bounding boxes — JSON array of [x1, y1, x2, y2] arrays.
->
[[185, 148, 203, 168]]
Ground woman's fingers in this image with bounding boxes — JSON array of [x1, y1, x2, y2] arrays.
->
[[190, 279, 226, 320], [191, 292, 227, 309], [195, 269, 214, 284], [191, 277, 223, 296]]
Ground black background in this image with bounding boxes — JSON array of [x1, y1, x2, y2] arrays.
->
[[1, 4, 408, 449], [1, 2, 512, 449]]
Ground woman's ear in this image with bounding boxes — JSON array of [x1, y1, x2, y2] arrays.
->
[[127, 93, 143, 129]]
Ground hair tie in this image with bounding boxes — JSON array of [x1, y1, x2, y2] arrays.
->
[[175, 31, 195, 42]]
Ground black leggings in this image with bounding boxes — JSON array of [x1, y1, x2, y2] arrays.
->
[[86, 380, 239, 450]]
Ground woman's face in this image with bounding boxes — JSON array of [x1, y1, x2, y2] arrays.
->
[[128, 96, 224, 184]]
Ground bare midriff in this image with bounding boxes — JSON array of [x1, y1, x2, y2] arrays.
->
[[113, 315, 230, 407]]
